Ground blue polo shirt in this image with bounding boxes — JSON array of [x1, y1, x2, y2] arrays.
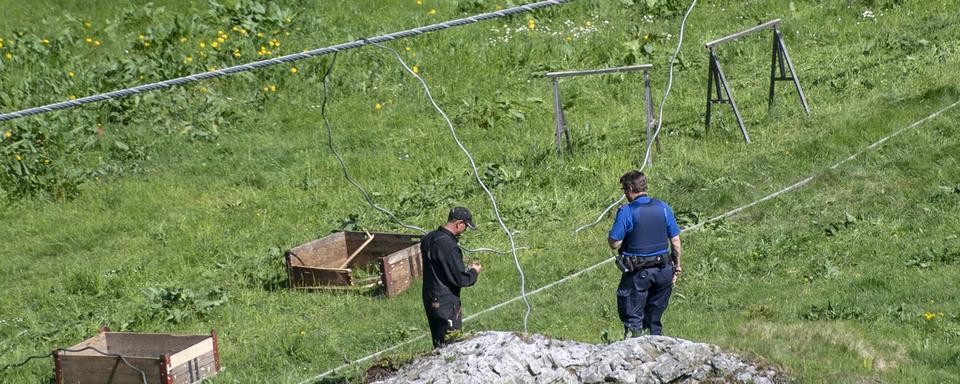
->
[[608, 196, 680, 256]]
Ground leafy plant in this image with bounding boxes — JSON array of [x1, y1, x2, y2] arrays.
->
[[140, 286, 228, 324]]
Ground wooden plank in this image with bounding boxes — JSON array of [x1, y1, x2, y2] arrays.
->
[[381, 244, 423, 297], [289, 266, 352, 287], [169, 352, 218, 384], [169, 338, 213, 368], [60, 355, 162, 384], [339, 232, 375, 268], [705, 19, 780, 48], [286, 232, 348, 267], [100, 333, 208, 357]]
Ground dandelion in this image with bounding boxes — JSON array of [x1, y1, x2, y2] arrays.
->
[[269, 84, 277, 92], [44, 159, 50, 164], [94, 40, 101, 46], [68, 71, 75, 77], [15, 155, 21, 161], [180, 37, 188, 43], [924, 311, 936, 320], [199, 86, 208, 93], [412, 65, 419, 74], [69, 95, 77, 100], [290, 67, 298, 74], [233, 49, 241, 58], [211, 41, 219, 48], [85, 37, 93, 43], [209, 67, 216, 72], [375, 102, 382, 111], [0, 40, 4, 49], [284, 31, 290, 37], [299, 330, 305, 336], [256, 32, 264, 38], [199, 41, 206, 49], [239, 28, 248, 35], [41, 38, 50, 45], [262, 86, 269, 92], [217, 37, 225, 43], [143, 41, 150, 48], [4, 52, 12, 60], [416, 0, 423, 4], [285, 16, 292, 23], [585, 20, 593, 27], [184, 55, 193, 63], [4, 131, 11, 138], [83, 21, 92, 28], [138, 34, 145, 40], [232, 26, 240, 32], [405, 46, 412, 52], [428, 8, 437, 16], [528, 19, 537, 30]]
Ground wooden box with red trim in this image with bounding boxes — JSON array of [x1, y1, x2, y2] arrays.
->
[[285, 231, 423, 297], [55, 328, 222, 384]]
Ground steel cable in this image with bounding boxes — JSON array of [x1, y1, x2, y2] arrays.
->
[[574, 0, 698, 234], [371, 41, 533, 333], [0, 0, 573, 124]]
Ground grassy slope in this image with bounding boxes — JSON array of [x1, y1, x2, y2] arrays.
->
[[2, 0, 959, 383]]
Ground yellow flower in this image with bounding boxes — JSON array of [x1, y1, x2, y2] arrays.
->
[[924, 311, 936, 320], [138, 34, 145, 40], [240, 28, 248, 35], [143, 41, 150, 48], [15, 155, 21, 161], [184, 55, 193, 63], [290, 67, 298, 74], [83, 21, 92, 28], [0, 41, 4, 49], [374, 102, 382, 111], [643, 34, 650, 41], [284, 31, 290, 37], [180, 37, 188, 43], [428, 8, 437, 16], [261, 86, 269, 92], [217, 37, 225, 43], [209, 67, 216, 72], [405, 46, 412, 52], [4, 52, 12, 60], [416, 0, 423, 4], [44, 159, 50, 164], [69, 95, 77, 100], [211, 41, 219, 48], [256, 32, 264, 38], [199, 86, 208, 93], [41, 38, 50, 45], [85, 37, 93, 43], [285, 16, 292, 23], [68, 71, 75, 77], [199, 42, 206, 49], [232, 26, 240, 32], [565, 36, 572, 43], [269, 84, 277, 92], [585, 20, 593, 27], [939, 312, 946, 317], [94, 40, 101, 46], [299, 330, 305, 336], [233, 50, 241, 58], [3, 131, 11, 138], [412, 65, 419, 74]]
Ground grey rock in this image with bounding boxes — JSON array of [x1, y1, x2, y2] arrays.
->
[[371, 332, 787, 384]]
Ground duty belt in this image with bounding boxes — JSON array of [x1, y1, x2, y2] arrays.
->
[[616, 254, 667, 273]]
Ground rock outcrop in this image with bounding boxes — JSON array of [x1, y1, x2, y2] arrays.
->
[[371, 331, 787, 384]]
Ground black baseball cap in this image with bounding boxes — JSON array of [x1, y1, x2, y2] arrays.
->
[[448, 206, 476, 229]]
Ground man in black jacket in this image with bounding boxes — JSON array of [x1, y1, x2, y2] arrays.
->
[[420, 206, 483, 348]]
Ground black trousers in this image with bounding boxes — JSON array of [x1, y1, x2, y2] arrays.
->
[[423, 293, 462, 348], [617, 263, 673, 336]]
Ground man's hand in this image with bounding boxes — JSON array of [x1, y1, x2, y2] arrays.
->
[[469, 262, 482, 274], [672, 265, 682, 284]]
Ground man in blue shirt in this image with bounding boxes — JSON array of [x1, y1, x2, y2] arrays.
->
[[608, 170, 683, 337]]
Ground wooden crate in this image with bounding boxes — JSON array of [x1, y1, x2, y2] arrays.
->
[[285, 231, 423, 297], [55, 328, 221, 384]]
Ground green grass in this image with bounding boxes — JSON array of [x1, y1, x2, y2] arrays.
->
[[2, 0, 960, 383]]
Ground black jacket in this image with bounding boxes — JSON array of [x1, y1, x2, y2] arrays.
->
[[420, 226, 478, 299]]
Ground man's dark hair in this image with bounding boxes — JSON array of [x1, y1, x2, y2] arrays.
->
[[620, 170, 647, 194]]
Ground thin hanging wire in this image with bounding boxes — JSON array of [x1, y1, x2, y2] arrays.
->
[[371, 41, 532, 333], [574, 0, 698, 234]]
